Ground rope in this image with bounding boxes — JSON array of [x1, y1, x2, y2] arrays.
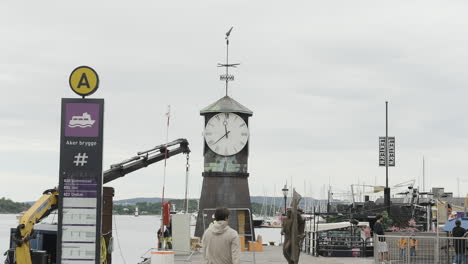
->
[[112, 214, 126, 264], [184, 153, 190, 213]]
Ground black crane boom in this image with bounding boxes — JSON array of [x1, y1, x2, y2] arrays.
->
[[103, 138, 190, 184]]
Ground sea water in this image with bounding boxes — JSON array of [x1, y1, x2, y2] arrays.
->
[[0, 214, 282, 264]]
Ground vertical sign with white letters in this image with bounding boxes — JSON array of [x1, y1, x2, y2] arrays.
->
[[379, 137, 386, 166], [388, 137, 395, 166], [57, 98, 104, 264], [379, 136, 395, 167]]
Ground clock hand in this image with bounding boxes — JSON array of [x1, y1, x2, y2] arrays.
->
[[224, 124, 228, 139], [214, 131, 231, 145]]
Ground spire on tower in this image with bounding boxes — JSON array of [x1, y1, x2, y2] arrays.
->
[[218, 26, 240, 97]]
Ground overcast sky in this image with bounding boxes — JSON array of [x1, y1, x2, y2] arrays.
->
[[2, 1, 468, 202]]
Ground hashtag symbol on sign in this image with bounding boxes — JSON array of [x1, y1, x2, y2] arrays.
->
[[73, 153, 88, 166]]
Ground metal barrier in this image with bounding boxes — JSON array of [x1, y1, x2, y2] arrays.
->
[[374, 234, 468, 264], [302, 231, 373, 258], [302, 231, 313, 254], [318, 235, 368, 257]]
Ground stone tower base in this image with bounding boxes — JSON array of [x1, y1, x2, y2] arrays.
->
[[194, 173, 255, 240]]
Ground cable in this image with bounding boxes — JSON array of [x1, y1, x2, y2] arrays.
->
[[113, 214, 127, 264], [51, 212, 56, 223]]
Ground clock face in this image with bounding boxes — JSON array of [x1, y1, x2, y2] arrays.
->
[[204, 112, 249, 156]]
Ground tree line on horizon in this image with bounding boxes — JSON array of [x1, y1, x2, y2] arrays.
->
[[0, 197, 283, 216], [0, 197, 30, 214], [113, 199, 282, 216]]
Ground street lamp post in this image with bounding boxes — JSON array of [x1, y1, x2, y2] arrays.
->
[[282, 185, 289, 215], [280, 184, 289, 246]]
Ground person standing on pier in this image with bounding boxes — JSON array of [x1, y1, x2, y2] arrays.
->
[[398, 237, 407, 259], [452, 220, 467, 264], [409, 234, 418, 258], [374, 215, 389, 262], [202, 207, 240, 264]]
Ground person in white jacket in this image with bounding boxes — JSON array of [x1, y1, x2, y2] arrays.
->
[[202, 208, 241, 264]]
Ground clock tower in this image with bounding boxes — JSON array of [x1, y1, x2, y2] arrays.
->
[[194, 28, 255, 239]]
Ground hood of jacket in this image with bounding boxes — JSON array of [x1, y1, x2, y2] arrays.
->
[[211, 220, 229, 235]]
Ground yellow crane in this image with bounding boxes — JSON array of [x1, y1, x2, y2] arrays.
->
[[10, 139, 190, 264]]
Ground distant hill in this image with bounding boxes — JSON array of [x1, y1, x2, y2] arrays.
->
[[23, 196, 328, 207], [115, 197, 164, 205], [6, 196, 331, 215], [0, 197, 30, 214], [115, 196, 329, 212]]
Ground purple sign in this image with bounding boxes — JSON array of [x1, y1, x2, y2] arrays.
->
[[65, 103, 100, 137], [59, 98, 104, 264]]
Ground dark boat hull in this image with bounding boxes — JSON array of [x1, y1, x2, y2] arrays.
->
[[253, 219, 264, 227]]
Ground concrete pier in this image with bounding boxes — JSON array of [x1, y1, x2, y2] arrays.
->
[[176, 245, 374, 263]]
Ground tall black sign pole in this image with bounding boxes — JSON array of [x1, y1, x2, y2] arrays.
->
[[58, 66, 103, 264], [384, 101, 390, 213], [386, 101, 388, 188]]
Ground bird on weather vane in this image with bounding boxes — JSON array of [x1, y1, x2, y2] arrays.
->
[[218, 26, 240, 96]]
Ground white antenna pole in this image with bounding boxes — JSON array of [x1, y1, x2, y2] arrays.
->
[[159, 105, 170, 249], [184, 153, 190, 213]]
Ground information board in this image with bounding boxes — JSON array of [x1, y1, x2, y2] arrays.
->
[[57, 98, 104, 264]]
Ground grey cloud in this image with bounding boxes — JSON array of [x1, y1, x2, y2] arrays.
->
[[3, 1, 468, 201]]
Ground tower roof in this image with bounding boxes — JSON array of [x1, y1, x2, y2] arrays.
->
[[200, 96, 253, 116]]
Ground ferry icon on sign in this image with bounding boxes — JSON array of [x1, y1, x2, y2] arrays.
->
[[68, 112, 95, 128], [65, 103, 99, 137]]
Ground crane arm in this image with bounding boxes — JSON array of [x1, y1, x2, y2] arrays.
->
[[103, 138, 190, 184], [13, 138, 190, 264], [13, 189, 59, 264]]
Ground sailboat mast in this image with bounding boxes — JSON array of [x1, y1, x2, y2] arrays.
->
[[423, 156, 425, 192], [272, 185, 276, 216]]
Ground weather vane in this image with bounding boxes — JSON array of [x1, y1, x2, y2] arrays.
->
[[218, 26, 240, 97]]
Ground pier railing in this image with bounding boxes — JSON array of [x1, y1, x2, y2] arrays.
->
[[374, 234, 468, 264], [303, 231, 373, 258]]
